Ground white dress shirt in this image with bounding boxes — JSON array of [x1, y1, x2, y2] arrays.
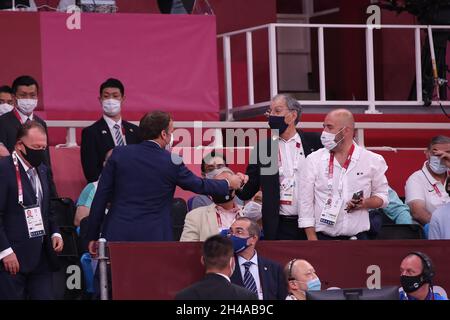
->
[[0, 153, 61, 262], [16, 108, 34, 123], [238, 251, 263, 300], [405, 162, 450, 214], [103, 115, 126, 146], [298, 143, 389, 237], [278, 133, 306, 216]]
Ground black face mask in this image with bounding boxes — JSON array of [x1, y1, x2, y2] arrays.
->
[[20, 144, 46, 168], [268, 115, 289, 135], [212, 190, 235, 204], [400, 275, 426, 293]]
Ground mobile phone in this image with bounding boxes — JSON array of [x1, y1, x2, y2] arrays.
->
[[352, 190, 363, 200]]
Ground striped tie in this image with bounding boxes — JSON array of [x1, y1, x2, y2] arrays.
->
[[114, 124, 125, 146], [243, 261, 258, 295], [27, 168, 42, 205]]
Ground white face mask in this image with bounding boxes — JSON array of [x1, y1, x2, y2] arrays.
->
[[321, 127, 345, 151], [16, 99, 38, 115], [242, 201, 262, 220], [429, 155, 447, 175], [102, 99, 121, 117], [0, 103, 13, 116], [165, 133, 174, 151]]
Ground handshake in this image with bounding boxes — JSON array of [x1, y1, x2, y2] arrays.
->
[[226, 172, 249, 190]]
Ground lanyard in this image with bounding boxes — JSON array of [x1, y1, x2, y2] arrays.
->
[[13, 109, 26, 124], [327, 144, 355, 197], [433, 184, 442, 198], [12, 152, 39, 206], [278, 141, 302, 177], [216, 210, 240, 229]]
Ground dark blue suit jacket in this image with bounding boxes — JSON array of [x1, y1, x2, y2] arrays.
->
[[231, 253, 287, 300], [0, 156, 59, 273], [87, 141, 229, 242]]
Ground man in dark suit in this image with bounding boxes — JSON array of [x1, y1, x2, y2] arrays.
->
[[175, 235, 257, 300], [236, 94, 322, 240], [87, 111, 247, 253], [0, 75, 57, 197], [229, 217, 287, 300], [0, 121, 63, 299], [80, 78, 141, 183]]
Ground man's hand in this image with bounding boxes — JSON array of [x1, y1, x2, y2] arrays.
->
[[345, 198, 365, 213], [3, 252, 19, 275], [52, 236, 64, 253], [226, 174, 244, 190], [88, 240, 98, 257], [0, 144, 10, 157], [435, 150, 450, 168]]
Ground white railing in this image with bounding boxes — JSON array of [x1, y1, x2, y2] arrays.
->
[[46, 120, 450, 149], [217, 23, 450, 119]]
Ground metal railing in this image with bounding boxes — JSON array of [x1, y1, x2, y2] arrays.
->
[[217, 23, 450, 119], [46, 120, 450, 149]]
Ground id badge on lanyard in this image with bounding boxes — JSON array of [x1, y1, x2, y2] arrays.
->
[[278, 142, 302, 206], [13, 153, 46, 238]]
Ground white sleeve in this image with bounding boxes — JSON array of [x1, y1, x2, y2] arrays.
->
[[298, 156, 316, 228], [428, 209, 441, 240], [0, 247, 13, 261], [405, 173, 425, 204], [370, 154, 389, 208]]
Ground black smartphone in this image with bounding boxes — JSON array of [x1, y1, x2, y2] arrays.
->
[[352, 190, 364, 201]]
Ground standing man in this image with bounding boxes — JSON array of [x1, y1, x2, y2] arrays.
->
[[237, 94, 322, 240], [299, 109, 389, 240], [0, 121, 63, 299], [0, 76, 57, 196], [87, 111, 246, 253], [81, 78, 141, 183]]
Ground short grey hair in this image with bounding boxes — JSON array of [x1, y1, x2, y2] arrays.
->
[[271, 93, 302, 123], [428, 135, 450, 149]]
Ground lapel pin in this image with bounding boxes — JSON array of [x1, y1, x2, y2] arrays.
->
[[102, 130, 107, 134], [130, 128, 133, 132], [264, 267, 268, 271]]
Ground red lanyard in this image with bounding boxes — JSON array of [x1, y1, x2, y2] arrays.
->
[[433, 184, 442, 198], [12, 153, 24, 205], [327, 144, 355, 196], [13, 109, 25, 124]]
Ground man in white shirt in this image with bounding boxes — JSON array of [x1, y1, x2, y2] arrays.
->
[[405, 136, 450, 225], [298, 109, 389, 240]]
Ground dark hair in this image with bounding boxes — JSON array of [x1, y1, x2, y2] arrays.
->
[[139, 111, 172, 140], [201, 150, 228, 173], [100, 78, 124, 97], [16, 120, 46, 142], [0, 85, 13, 95], [12, 75, 39, 94], [202, 235, 234, 270], [235, 217, 261, 238]]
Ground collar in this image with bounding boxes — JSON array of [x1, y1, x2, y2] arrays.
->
[[147, 140, 162, 148], [421, 161, 442, 186], [13, 150, 31, 172], [321, 141, 361, 162], [103, 114, 122, 129], [238, 251, 258, 267], [215, 203, 242, 216], [279, 132, 301, 144], [16, 108, 33, 122], [405, 288, 435, 301], [215, 273, 231, 282]]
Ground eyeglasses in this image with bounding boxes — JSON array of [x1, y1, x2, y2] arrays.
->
[[204, 163, 226, 173], [287, 259, 297, 281]]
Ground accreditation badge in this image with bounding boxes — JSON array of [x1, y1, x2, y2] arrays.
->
[[319, 196, 343, 226], [280, 177, 295, 205], [24, 204, 46, 238]]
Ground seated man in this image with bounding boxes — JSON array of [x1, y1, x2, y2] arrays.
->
[[189, 150, 243, 210], [227, 217, 287, 300], [180, 167, 243, 241], [284, 259, 321, 300], [175, 235, 257, 300], [399, 251, 446, 300], [242, 190, 263, 228]]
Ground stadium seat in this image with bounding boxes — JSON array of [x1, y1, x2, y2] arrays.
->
[[171, 198, 187, 241], [376, 224, 425, 240]]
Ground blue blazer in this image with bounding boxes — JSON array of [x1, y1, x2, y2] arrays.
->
[[87, 141, 229, 242], [0, 156, 59, 273], [231, 254, 288, 300]]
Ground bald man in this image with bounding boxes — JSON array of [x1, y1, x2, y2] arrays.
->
[[284, 259, 321, 300], [298, 109, 389, 240]]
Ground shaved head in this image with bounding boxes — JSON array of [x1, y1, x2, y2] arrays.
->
[[326, 109, 355, 129]]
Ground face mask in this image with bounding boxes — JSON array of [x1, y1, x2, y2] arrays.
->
[[211, 189, 235, 204], [0, 103, 13, 116], [429, 155, 447, 175], [20, 143, 46, 168], [16, 99, 38, 115], [229, 234, 251, 254], [400, 275, 425, 293], [320, 127, 345, 151], [268, 115, 289, 135], [306, 278, 322, 291], [102, 99, 121, 117], [242, 201, 262, 220], [165, 133, 174, 151]]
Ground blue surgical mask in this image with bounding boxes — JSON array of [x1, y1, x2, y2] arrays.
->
[[229, 235, 251, 254], [306, 278, 322, 291], [268, 115, 289, 135]]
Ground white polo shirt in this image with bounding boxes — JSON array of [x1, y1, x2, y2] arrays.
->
[[298, 143, 389, 237], [405, 162, 450, 214]]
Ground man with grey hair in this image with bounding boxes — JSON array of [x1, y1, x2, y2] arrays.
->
[[237, 94, 322, 240], [405, 135, 450, 225]]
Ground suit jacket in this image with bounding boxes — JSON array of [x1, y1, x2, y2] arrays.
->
[[0, 156, 59, 273], [157, 0, 195, 13], [0, 110, 57, 197], [80, 117, 141, 182], [236, 130, 322, 240], [86, 141, 230, 242], [231, 254, 287, 300], [175, 273, 258, 300]]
